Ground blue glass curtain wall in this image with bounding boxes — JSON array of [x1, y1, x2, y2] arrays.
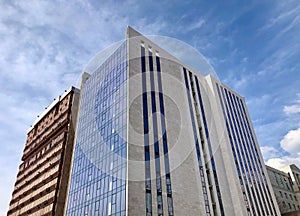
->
[[66, 42, 127, 216]]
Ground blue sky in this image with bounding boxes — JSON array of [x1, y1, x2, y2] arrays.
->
[[0, 0, 300, 214]]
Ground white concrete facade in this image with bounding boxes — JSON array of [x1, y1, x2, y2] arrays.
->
[[65, 26, 280, 216], [126, 26, 280, 215]]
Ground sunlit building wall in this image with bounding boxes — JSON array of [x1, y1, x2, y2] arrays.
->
[[7, 87, 80, 216], [65, 27, 280, 216]]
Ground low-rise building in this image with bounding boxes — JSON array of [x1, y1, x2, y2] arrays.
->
[[267, 164, 300, 214]]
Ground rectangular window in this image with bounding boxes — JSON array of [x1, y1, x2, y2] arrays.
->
[[108, 202, 111, 215], [141, 44, 152, 215]]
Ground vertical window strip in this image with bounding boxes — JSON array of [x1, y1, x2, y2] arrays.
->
[[216, 84, 252, 215], [188, 71, 216, 215], [264, 180, 277, 214], [156, 55, 174, 216], [148, 50, 163, 216], [237, 99, 277, 213], [194, 76, 224, 216], [183, 68, 211, 215], [231, 94, 273, 215], [223, 88, 259, 215], [226, 91, 266, 215], [232, 94, 267, 210], [238, 102, 265, 174], [141, 45, 152, 216], [235, 98, 262, 175], [239, 100, 263, 170]]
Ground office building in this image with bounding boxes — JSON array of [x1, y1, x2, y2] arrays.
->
[[267, 164, 300, 215], [281, 164, 300, 195], [7, 87, 80, 216], [65, 27, 280, 215]]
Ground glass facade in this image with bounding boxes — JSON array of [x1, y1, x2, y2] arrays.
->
[[63, 27, 278, 215], [66, 42, 127, 216]]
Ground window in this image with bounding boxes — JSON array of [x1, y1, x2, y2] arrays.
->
[[65, 41, 127, 216], [141, 44, 152, 215], [184, 68, 210, 212], [206, 206, 210, 213]]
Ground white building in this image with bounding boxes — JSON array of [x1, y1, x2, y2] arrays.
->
[[65, 26, 280, 216]]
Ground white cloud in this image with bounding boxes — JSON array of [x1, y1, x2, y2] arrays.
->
[[0, 1, 171, 214], [265, 126, 300, 170], [259, 1, 300, 32], [266, 92, 300, 171], [0, 0, 299, 215], [266, 156, 300, 170], [283, 94, 300, 115], [257, 43, 298, 78], [284, 104, 300, 115], [133, 18, 167, 36], [0, 1, 132, 214], [187, 18, 206, 31], [260, 146, 280, 160], [280, 127, 300, 153]]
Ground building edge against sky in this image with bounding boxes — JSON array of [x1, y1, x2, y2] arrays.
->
[[7, 87, 80, 215], [64, 26, 280, 215], [266, 164, 300, 215], [5, 26, 281, 216], [127, 26, 280, 215]]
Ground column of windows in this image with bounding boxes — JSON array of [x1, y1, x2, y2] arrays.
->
[[148, 49, 163, 215], [224, 89, 265, 215], [141, 44, 152, 216], [194, 76, 224, 216], [216, 83, 252, 215], [216, 83, 278, 215], [183, 68, 211, 216], [156, 54, 174, 216]]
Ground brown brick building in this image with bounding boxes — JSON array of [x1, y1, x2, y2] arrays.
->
[[7, 87, 79, 216]]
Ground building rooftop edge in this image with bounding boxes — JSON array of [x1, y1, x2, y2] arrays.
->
[[126, 26, 215, 80], [27, 86, 79, 134], [266, 164, 292, 176], [126, 27, 244, 97]]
